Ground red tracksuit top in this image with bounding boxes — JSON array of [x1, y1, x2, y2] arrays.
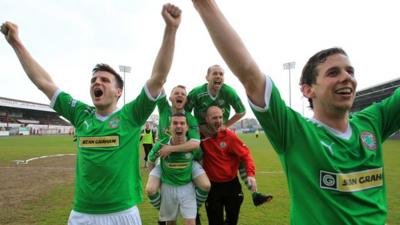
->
[[201, 129, 256, 182]]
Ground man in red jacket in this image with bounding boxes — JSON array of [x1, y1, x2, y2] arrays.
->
[[201, 106, 264, 225]]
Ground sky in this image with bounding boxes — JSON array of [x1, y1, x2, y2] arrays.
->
[[1, 0, 399, 119]]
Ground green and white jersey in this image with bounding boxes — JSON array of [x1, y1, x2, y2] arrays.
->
[[51, 87, 157, 214], [185, 83, 245, 125], [250, 76, 400, 225], [157, 95, 200, 141], [148, 137, 194, 186]]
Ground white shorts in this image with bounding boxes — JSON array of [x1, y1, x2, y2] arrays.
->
[[149, 164, 162, 177], [149, 161, 205, 179], [192, 161, 206, 179], [68, 206, 141, 225], [159, 183, 196, 221]]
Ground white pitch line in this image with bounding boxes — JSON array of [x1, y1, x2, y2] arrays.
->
[[13, 153, 76, 165], [2, 166, 75, 169]]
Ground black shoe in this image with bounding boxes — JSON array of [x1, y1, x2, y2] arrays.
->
[[195, 212, 202, 225], [252, 192, 273, 206], [158, 221, 166, 225]]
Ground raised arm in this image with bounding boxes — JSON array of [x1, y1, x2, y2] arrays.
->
[[192, 0, 266, 107], [1, 22, 58, 100], [225, 112, 245, 128], [146, 3, 181, 98]]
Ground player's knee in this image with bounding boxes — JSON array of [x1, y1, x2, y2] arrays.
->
[[194, 175, 211, 191], [202, 178, 211, 191], [145, 183, 158, 196]]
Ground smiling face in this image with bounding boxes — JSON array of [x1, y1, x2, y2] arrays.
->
[[302, 53, 357, 116], [90, 71, 122, 112], [206, 65, 224, 95], [169, 85, 187, 110]]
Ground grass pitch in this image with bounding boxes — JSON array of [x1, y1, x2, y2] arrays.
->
[[0, 134, 399, 225]]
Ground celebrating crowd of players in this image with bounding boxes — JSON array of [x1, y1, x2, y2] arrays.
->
[[2, 0, 399, 225]]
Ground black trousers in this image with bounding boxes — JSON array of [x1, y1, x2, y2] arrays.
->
[[142, 144, 153, 161], [205, 177, 244, 225]]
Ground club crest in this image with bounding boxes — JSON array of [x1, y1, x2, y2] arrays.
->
[[109, 117, 120, 129], [360, 131, 377, 151]]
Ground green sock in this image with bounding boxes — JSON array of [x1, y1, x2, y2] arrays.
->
[[148, 192, 161, 210], [239, 162, 253, 191], [196, 187, 209, 208]]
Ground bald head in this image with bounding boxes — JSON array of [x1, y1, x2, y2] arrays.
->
[[206, 106, 223, 134]]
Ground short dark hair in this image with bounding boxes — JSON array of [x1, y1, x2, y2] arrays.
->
[[92, 63, 124, 89], [171, 112, 186, 118], [300, 47, 348, 109], [170, 85, 187, 94], [207, 64, 223, 75], [171, 112, 187, 126]]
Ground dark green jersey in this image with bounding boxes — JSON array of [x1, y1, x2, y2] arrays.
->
[[251, 77, 400, 225], [185, 83, 245, 124], [148, 137, 194, 185], [157, 95, 199, 141], [52, 87, 157, 214]]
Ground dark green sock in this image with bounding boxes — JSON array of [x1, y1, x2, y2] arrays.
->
[[148, 192, 161, 210], [196, 187, 209, 208]]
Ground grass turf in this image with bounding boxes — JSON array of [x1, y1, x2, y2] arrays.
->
[[0, 134, 398, 224]]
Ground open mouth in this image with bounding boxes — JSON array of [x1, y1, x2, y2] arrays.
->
[[175, 130, 184, 136], [94, 88, 103, 98], [335, 87, 353, 95], [176, 99, 183, 104]]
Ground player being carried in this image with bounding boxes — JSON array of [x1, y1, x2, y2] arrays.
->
[[147, 113, 200, 225], [186, 64, 272, 206], [145, 85, 210, 225]]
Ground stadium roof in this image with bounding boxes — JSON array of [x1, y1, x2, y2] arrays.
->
[[351, 77, 400, 112], [0, 97, 55, 112]]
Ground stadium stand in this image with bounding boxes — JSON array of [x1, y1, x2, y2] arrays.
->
[[0, 97, 72, 136], [351, 78, 400, 139]]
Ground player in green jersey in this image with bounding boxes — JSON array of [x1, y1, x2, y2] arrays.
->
[[157, 85, 201, 142], [186, 64, 246, 132], [2, 3, 181, 224], [148, 113, 200, 225], [186, 65, 272, 206], [190, 0, 400, 224], [145, 85, 210, 225]]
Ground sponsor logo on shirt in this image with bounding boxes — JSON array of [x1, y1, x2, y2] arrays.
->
[[360, 131, 377, 151], [109, 117, 120, 129], [166, 162, 190, 169], [79, 136, 120, 148], [320, 168, 383, 192], [218, 99, 225, 106]]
